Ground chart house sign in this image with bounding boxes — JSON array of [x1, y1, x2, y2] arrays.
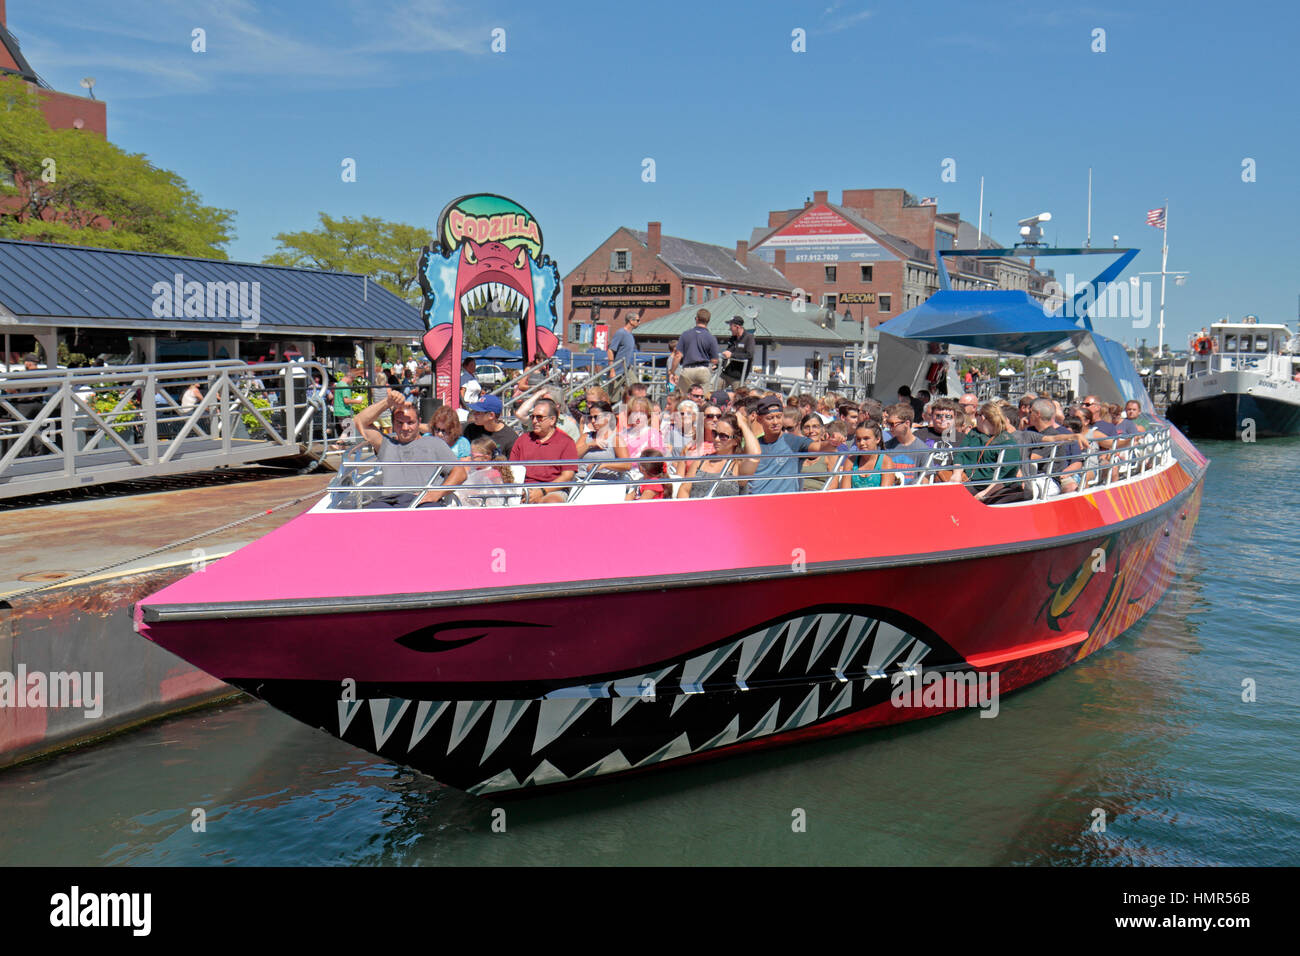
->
[[571, 283, 672, 309], [418, 193, 562, 408], [572, 283, 672, 297]]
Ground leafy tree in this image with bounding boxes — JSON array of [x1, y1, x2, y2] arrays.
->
[[264, 213, 432, 307], [0, 75, 234, 257], [959, 357, 997, 378], [465, 316, 520, 352]]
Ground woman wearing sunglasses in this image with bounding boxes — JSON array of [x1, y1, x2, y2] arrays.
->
[[676, 412, 760, 498]]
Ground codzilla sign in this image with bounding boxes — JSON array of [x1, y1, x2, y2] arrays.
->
[[418, 194, 561, 408]]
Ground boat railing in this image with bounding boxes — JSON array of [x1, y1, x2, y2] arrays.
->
[[324, 423, 1174, 510]]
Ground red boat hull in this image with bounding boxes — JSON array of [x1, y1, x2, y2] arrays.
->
[[137, 436, 1206, 794]]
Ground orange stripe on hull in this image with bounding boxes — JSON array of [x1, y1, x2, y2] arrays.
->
[[967, 630, 1090, 669]]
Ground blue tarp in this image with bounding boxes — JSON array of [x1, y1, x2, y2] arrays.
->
[[467, 346, 523, 366], [875, 290, 1084, 356]]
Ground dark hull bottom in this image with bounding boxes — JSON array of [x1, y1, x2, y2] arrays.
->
[[231, 612, 1068, 796], [224, 479, 1203, 796], [1167, 392, 1300, 439]]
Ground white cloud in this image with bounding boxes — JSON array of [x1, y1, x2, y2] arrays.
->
[[12, 0, 490, 99], [815, 2, 873, 35]]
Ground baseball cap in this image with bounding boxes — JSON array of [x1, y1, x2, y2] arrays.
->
[[468, 394, 504, 416], [756, 396, 784, 415], [729, 316, 745, 326], [710, 389, 730, 406]]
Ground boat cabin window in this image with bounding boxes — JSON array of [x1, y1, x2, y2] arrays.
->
[[1223, 333, 1237, 352], [1255, 334, 1270, 353]]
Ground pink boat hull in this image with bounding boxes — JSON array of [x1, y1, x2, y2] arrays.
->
[[137, 431, 1207, 794]]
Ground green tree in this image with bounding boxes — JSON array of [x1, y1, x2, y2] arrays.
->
[[0, 75, 234, 257], [264, 213, 432, 307], [465, 316, 520, 352]]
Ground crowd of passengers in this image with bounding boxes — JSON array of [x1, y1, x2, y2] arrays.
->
[[347, 369, 1157, 508]]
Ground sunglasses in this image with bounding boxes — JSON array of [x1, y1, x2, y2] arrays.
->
[[714, 432, 735, 440], [530, 414, 551, 420]]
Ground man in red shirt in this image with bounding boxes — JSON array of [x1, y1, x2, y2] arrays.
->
[[509, 398, 579, 503]]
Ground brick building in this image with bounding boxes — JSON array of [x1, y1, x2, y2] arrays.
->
[[562, 222, 796, 347], [0, 1, 106, 135], [749, 188, 1048, 334]]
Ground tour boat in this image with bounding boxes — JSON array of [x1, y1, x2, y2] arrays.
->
[[1166, 317, 1300, 439], [135, 250, 1209, 796]]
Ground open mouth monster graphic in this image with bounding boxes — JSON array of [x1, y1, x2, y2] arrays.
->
[[418, 194, 561, 408]]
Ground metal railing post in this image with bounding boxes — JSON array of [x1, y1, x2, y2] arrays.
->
[[143, 370, 159, 465], [61, 379, 76, 479]]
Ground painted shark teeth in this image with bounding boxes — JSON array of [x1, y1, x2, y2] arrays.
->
[[458, 283, 529, 319]]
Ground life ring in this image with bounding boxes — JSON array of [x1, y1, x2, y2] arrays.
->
[[1193, 336, 1214, 356]]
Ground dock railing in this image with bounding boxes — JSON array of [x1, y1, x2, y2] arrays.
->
[[0, 359, 329, 499]]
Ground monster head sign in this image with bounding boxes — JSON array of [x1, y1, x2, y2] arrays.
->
[[418, 194, 561, 408]]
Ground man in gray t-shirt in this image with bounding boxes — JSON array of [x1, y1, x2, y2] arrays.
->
[[607, 313, 640, 372], [377, 432, 455, 489], [741, 395, 842, 494], [355, 389, 466, 506]]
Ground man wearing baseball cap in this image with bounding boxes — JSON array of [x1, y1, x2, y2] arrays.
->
[[463, 393, 520, 456], [720, 316, 755, 388], [738, 394, 842, 494]]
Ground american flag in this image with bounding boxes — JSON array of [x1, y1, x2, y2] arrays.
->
[[1146, 206, 1166, 229]]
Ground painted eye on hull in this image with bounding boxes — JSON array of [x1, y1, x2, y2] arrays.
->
[[514, 247, 527, 269], [464, 243, 478, 265]]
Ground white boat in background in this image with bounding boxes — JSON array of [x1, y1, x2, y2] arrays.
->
[[1167, 317, 1300, 439]]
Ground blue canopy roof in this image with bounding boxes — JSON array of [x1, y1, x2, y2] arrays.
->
[[875, 290, 1084, 356], [467, 346, 522, 365]]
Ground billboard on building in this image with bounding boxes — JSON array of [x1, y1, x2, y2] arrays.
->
[[753, 205, 899, 265]]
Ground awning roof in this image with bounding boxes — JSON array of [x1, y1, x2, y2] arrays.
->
[[875, 290, 1084, 356], [0, 238, 423, 339]]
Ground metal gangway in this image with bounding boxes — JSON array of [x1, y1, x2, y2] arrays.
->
[[488, 355, 634, 425], [0, 360, 329, 499], [754, 371, 871, 403]]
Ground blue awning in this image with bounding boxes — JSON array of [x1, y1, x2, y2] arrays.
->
[[467, 346, 522, 364], [876, 290, 1083, 356]]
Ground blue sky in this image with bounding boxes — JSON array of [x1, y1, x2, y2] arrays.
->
[[12, 0, 1298, 347]]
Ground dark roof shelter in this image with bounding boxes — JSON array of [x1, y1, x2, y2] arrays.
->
[[0, 238, 423, 366]]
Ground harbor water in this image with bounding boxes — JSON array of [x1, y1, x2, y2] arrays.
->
[[1, 438, 1297, 866]]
